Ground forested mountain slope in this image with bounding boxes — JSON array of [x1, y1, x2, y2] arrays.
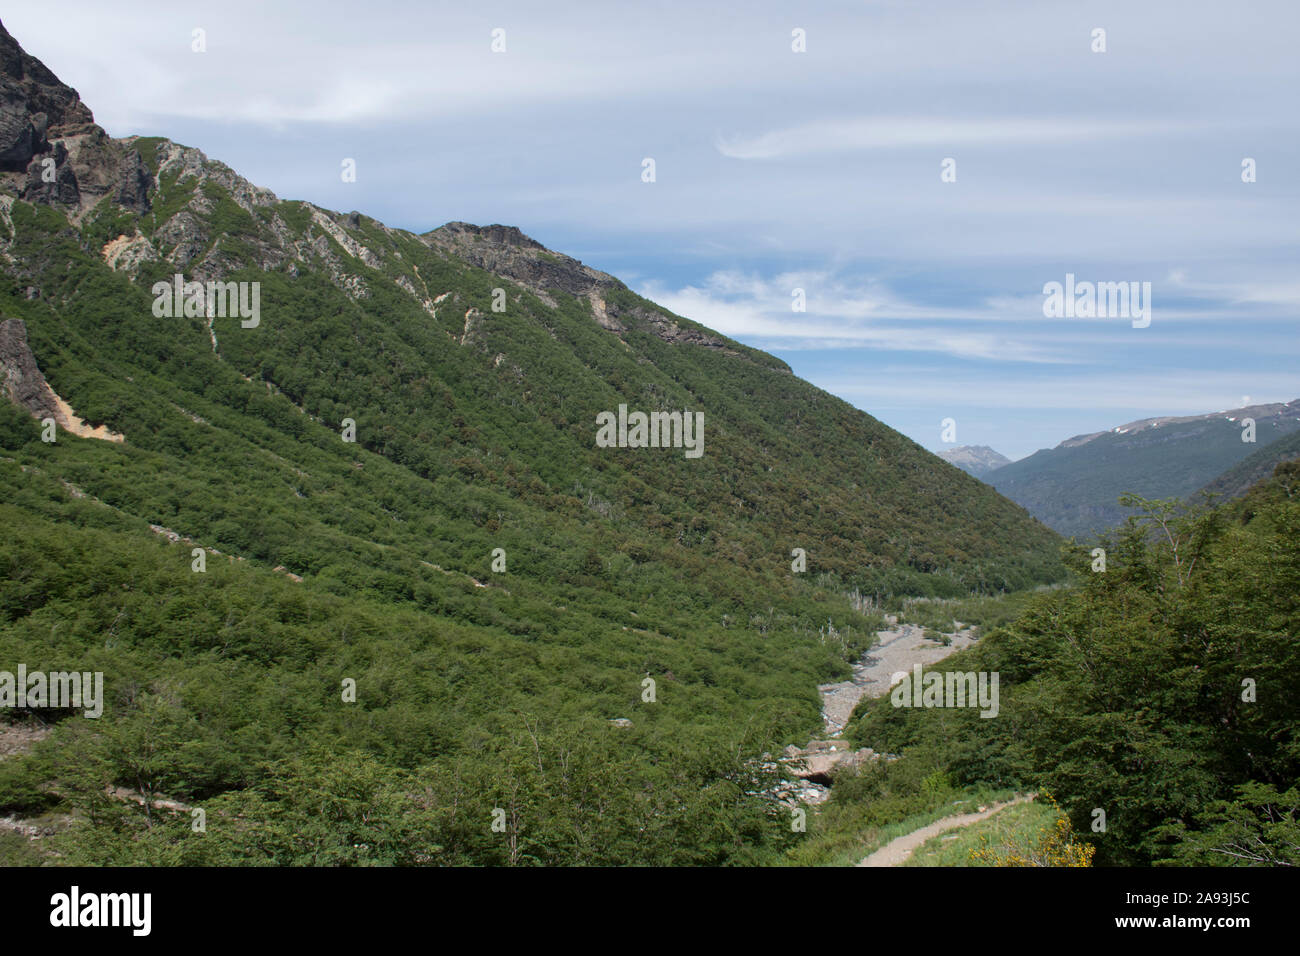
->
[[1199, 428, 1300, 503], [987, 400, 1300, 537], [0, 20, 1062, 864]]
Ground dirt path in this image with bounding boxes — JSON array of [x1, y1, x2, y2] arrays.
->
[[818, 620, 975, 735], [855, 795, 1033, 867]]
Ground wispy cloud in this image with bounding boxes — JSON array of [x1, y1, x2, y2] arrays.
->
[[826, 371, 1300, 413], [639, 272, 1068, 362], [715, 116, 1195, 160]]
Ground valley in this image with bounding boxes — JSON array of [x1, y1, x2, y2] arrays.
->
[[0, 15, 1296, 872]]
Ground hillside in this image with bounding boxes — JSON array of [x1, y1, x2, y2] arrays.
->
[[1199, 428, 1300, 503], [937, 445, 1011, 479], [986, 400, 1300, 538], [0, 21, 1063, 865]]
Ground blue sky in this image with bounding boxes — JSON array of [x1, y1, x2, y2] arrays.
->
[[12, 0, 1298, 459]]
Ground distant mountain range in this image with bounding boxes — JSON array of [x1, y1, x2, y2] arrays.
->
[[978, 400, 1300, 537], [937, 445, 1011, 478]]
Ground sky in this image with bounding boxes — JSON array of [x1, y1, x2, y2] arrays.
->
[[9, 0, 1298, 459]]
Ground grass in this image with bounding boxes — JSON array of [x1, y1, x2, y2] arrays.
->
[[904, 798, 1055, 866], [0, 829, 45, 866], [780, 785, 1018, 867]]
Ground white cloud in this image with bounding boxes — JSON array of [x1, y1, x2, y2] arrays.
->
[[638, 272, 1068, 362], [715, 116, 1194, 161], [824, 372, 1300, 412]]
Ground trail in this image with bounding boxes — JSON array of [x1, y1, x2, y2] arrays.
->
[[855, 795, 1034, 867]]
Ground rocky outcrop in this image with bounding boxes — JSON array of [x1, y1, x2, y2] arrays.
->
[[425, 221, 737, 353], [782, 740, 880, 785], [0, 96, 46, 171], [100, 231, 158, 276], [115, 148, 152, 214], [0, 316, 124, 442], [150, 139, 276, 214], [20, 140, 78, 205], [427, 221, 611, 299], [0, 17, 93, 174], [0, 316, 60, 421], [0, 19, 149, 215], [0, 20, 94, 141]]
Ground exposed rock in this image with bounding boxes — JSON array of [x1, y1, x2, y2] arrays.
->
[[766, 776, 831, 807], [0, 20, 95, 138], [151, 139, 276, 213], [937, 444, 1012, 479], [0, 719, 50, 760], [115, 148, 151, 214], [311, 206, 382, 268], [0, 315, 61, 422], [588, 292, 625, 332], [460, 307, 486, 347], [154, 210, 206, 267], [428, 221, 612, 299], [101, 231, 158, 276], [0, 316, 124, 442], [0, 21, 158, 215], [424, 221, 738, 354], [20, 140, 78, 205], [781, 740, 880, 784], [0, 92, 43, 170]]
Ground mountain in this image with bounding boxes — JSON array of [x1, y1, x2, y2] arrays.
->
[[1199, 428, 1300, 503], [0, 21, 1063, 865], [986, 400, 1300, 538], [936, 445, 1011, 479]]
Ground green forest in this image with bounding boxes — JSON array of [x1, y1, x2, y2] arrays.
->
[[815, 470, 1300, 867], [1, 132, 1294, 867]]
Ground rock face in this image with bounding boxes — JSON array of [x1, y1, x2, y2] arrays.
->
[[428, 221, 612, 300], [0, 21, 94, 144], [21, 141, 78, 205], [425, 221, 742, 353], [0, 21, 96, 174], [0, 18, 148, 213], [0, 316, 61, 422], [0, 95, 44, 171], [0, 316, 124, 442], [114, 148, 152, 214]]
